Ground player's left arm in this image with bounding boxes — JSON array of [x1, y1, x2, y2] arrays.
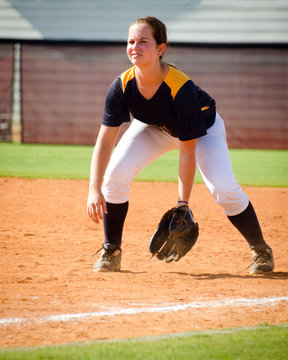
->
[[178, 139, 197, 205]]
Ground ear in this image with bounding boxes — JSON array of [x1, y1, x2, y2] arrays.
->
[[157, 43, 166, 57]]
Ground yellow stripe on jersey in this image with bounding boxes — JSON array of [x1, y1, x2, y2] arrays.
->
[[164, 66, 190, 100], [121, 65, 210, 113], [120, 66, 135, 93]]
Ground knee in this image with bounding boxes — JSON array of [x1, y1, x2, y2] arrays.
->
[[211, 184, 249, 216], [102, 176, 131, 203], [102, 164, 134, 203]]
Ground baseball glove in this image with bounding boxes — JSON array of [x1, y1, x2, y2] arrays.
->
[[149, 204, 199, 262]]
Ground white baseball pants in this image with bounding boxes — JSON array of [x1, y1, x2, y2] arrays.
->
[[102, 113, 249, 216]]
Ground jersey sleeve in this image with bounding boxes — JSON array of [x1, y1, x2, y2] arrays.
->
[[174, 80, 208, 141], [102, 77, 131, 127]]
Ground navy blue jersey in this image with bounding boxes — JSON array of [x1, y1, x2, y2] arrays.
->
[[102, 65, 216, 141]]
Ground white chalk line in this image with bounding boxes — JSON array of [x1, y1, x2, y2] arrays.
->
[[1, 296, 287, 326]]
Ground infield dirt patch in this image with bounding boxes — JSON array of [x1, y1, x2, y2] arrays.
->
[[0, 178, 287, 348]]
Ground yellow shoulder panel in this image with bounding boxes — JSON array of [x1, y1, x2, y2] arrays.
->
[[120, 66, 135, 93], [164, 66, 190, 99]]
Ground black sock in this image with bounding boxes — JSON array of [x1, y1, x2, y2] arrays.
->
[[227, 201, 267, 249], [103, 201, 129, 250]]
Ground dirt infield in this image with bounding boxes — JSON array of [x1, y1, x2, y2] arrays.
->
[[0, 177, 288, 348]]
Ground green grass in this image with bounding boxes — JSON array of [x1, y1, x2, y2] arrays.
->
[[135, 147, 288, 187], [0, 143, 93, 180], [0, 324, 287, 360], [0, 143, 287, 186]]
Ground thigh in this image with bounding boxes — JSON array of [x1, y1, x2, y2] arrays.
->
[[196, 114, 249, 215], [102, 120, 178, 202], [196, 113, 234, 187]]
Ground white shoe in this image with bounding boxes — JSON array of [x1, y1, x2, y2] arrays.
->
[[93, 243, 121, 272], [249, 246, 274, 274]]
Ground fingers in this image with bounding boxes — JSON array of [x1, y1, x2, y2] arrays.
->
[[87, 203, 101, 224], [87, 195, 107, 224], [102, 201, 108, 215]]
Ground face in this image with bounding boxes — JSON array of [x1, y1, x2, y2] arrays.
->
[[127, 23, 165, 66]]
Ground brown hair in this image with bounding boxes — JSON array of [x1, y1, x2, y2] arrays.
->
[[130, 16, 168, 60]]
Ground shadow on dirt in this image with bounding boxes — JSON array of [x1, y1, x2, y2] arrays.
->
[[170, 271, 288, 280]]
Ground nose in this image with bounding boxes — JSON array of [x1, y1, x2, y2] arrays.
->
[[132, 41, 140, 49]]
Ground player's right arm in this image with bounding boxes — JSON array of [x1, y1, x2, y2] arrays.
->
[[87, 125, 120, 224]]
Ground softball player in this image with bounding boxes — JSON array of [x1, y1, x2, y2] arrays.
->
[[87, 16, 274, 274]]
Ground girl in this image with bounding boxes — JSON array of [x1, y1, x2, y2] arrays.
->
[[87, 16, 274, 274]]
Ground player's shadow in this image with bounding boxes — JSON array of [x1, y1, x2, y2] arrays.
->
[[120, 270, 148, 274], [171, 271, 288, 280]]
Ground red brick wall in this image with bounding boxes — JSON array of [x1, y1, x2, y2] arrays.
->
[[21, 44, 288, 149], [170, 47, 288, 149]]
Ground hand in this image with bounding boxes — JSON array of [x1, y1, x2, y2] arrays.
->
[[87, 190, 107, 224]]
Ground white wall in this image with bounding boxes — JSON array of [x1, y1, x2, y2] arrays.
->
[[1, 0, 288, 44]]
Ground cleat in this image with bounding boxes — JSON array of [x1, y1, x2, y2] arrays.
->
[[249, 245, 274, 274], [93, 243, 122, 272]]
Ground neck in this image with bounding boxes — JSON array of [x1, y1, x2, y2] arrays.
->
[[135, 62, 168, 86]]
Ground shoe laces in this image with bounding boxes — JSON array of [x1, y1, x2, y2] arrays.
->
[[92, 245, 119, 258], [252, 249, 272, 264], [101, 249, 117, 261], [241, 248, 271, 273]]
